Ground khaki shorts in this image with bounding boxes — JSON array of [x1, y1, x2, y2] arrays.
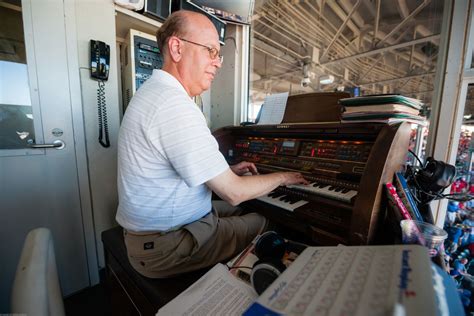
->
[[123, 201, 267, 278]]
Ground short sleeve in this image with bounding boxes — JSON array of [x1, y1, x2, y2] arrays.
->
[[149, 98, 229, 187]]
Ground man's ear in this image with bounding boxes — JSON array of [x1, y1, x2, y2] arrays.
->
[[167, 36, 182, 62]]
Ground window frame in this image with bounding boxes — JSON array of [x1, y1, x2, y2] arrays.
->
[[425, 0, 474, 225]]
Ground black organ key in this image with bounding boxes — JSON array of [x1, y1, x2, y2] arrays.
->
[[288, 198, 301, 204], [285, 196, 296, 203]]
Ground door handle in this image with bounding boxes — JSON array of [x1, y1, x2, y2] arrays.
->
[[28, 140, 65, 150]]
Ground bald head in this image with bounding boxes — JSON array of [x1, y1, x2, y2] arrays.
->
[[156, 10, 215, 59], [156, 10, 222, 97]]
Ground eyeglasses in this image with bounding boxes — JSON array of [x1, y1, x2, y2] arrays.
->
[[179, 38, 223, 64]]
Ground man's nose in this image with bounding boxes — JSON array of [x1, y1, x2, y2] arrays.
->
[[212, 58, 222, 68]]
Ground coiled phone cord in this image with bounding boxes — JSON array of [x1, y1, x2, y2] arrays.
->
[[97, 80, 110, 148]]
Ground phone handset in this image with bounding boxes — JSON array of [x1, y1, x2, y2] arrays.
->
[[90, 39, 110, 148]]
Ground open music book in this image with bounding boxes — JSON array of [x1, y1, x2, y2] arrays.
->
[[156, 263, 257, 316], [157, 244, 462, 316]]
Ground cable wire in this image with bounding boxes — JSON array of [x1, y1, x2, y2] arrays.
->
[[97, 80, 110, 148], [408, 149, 424, 166]]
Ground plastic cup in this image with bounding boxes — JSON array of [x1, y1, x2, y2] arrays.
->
[[400, 220, 448, 257]]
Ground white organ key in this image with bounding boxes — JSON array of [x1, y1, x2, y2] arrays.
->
[[287, 182, 358, 203], [256, 193, 308, 212]]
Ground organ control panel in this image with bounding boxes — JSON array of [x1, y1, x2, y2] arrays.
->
[[232, 137, 372, 177], [213, 122, 412, 246]]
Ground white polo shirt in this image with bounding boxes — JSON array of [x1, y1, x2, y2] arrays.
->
[[116, 69, 229, 231]]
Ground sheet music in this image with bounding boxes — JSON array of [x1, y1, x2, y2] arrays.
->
[[244, 245, 437, 316], [257, 92, 289, 125], [156, 263, 257, 316]]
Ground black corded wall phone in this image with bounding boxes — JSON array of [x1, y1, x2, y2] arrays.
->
[[90, 39, 110, 148]]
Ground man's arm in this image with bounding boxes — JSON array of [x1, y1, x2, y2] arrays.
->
[[206, 167, 309, 206], [229, 161, 258, 176]]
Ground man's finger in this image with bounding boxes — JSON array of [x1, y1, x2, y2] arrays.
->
[[248, 164, 258, 175]]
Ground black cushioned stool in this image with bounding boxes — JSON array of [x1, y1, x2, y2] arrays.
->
[[101, 226, 208, 315]]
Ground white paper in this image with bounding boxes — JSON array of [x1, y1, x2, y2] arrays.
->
[[257, 92, 289, 125], [156, 263, 257, 316], [244, 245, 437, 316]]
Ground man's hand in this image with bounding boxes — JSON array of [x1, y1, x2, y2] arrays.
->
[[207, 169, 309, 206], [279, 172, 310, 186], [230, 161, 258, 176]]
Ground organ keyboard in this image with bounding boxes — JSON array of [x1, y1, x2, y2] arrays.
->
[[213, 122, 411, 245], [256, 190, 309, 212], [286, 182, 358, 203]]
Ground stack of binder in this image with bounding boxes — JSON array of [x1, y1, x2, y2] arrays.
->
[[339, 94, 426, 125]]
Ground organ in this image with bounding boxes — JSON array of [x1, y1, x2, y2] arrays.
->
[[213, 121, 411, 245]]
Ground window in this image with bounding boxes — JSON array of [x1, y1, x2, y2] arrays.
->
[[248, 1, 445, 159], [0, 1, 35, 149]]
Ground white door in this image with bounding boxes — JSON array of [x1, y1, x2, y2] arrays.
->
[[0, 0, 92, 308]]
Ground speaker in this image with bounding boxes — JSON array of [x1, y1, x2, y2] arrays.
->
[[250, 231, 306, 295]]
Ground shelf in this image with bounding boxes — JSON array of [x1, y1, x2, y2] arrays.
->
[[115, 5, 162, 40]]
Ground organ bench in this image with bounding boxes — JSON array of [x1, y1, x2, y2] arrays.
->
[[101, 226, 207, 315]]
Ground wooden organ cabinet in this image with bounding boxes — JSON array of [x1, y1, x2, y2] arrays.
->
[[213, 121, 411, 245]]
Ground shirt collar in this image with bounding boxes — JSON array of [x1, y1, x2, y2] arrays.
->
[[153, 69, 188, 96]]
